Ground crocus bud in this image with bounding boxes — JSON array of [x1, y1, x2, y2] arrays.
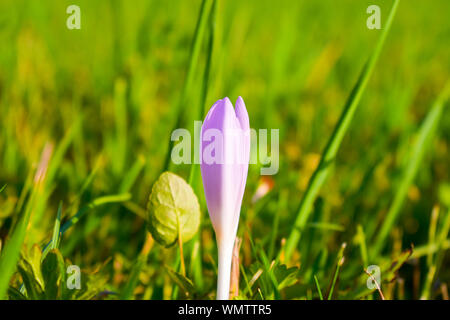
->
[[200, 97, 250, 300]]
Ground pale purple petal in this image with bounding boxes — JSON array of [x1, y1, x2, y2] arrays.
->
[[235, 96, 249, 131], [200, 97, 250, 242], [233, 97, 250, 233]]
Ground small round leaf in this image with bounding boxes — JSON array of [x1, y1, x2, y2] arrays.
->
[[147, 172, 200, 247]]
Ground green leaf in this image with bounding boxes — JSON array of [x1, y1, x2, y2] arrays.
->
[[314, 275, 324, 300], [147, 172, 200, 247], [274, 264, 299, 291], [41, 249, 66, 300], [18, 254, 45, 299], [23, 245, 45, 289], [165, 266, 196, 297], [8, 286, 28, 300], [71, 264, 109, 300]]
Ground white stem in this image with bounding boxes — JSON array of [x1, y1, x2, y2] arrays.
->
[[216, 238, 234, 300]]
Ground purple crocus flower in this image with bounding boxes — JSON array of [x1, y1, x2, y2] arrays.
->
[[200, 97, 250, 300]]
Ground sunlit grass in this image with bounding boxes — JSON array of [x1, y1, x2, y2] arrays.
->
[[0, 0, 449, 300]]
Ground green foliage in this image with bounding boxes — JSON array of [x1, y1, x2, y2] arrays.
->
[[18, 246, 45, 299], [373, 84, 450, 256], [10, 247, 108, 300], [49, 202, 63, 253], [41, 250, 66, 300], [0, 184, 38, 299], [283, 0, 400, 261], [0, 0, 449, 300], [147, 172, 200, 247], [165, 266, 196, 298], [314, 275, 324, 300], [243, 262, 299, 300]]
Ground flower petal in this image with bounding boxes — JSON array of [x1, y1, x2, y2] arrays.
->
[[201, 98, 243, 240]]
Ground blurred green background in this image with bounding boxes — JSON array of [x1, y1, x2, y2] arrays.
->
[[0, 0, 449, 300]]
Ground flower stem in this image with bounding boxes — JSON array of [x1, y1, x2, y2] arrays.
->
[[217, 239, 234, 300], [178, 227, 186, 276]]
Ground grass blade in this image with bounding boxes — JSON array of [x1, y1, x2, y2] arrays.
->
[[269, 190, 287, 260], [0, 140, 55, 299], [314, 275, 324, 300], [112, 79, 128, 175], [162, 0, 213, 172], [326, 243, 346, 300], [421, 207, 450, 299], [0, 146, 51, 299], [372, 82, 450, 256], [410, 239, 450, 260], [356, 224, 369, 267], [120, 233, 154, 300], [0, 191, 37, 299], [119, 155, 146, 193], [41, 193, 131, 258], [283, 0, 400, 261], [187, 0, 217, 292], [50, 202, 63, 251]]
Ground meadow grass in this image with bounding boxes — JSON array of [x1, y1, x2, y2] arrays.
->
[[0, 0, 449, 300]]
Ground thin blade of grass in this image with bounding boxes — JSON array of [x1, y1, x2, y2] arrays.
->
[[112, 79, 128, 175], [185, 0, 217, 293], [283, 0, 400, 262], [240, 263, 253, 297], [325, 243, 346, 300], [305, 222, 345, 232], [0, 143, 53, 299], [41, 193, 131, 258], [314, 275, 324, 300], [119, 155, 146, 193], [410, 239, 450, 259], [188, 0, 216, 192], [60, 193, 132, 234], [356, 224, 369, 267], [120, 233, 154, 300], [372, 82, 450, 256], [29, 119, 81, 240], [268, 190, 287, 260], [50, 202, 63, 251], [426, 206, 440, 268], [259, 249, 281, 300], [0, 190, 37, 299], [162, 0, 213, 172], [74, 154, 104, 200], [421, 207, 450, 299]]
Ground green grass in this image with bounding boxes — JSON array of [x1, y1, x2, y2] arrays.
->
[[283, 0, 400, 261], [0, 0, 449, 300], [372, 83, 450, 256]]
